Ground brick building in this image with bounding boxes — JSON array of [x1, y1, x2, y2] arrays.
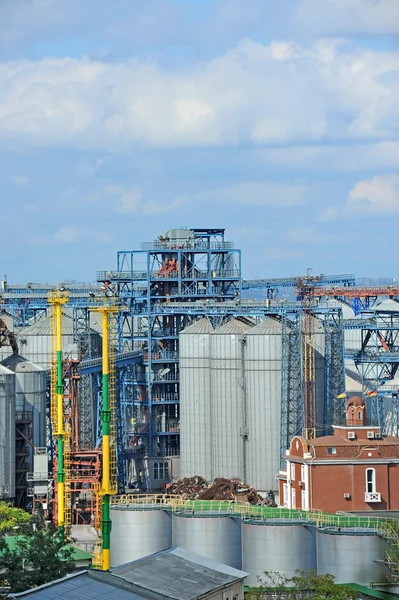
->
[[277, 397, 399, 513]]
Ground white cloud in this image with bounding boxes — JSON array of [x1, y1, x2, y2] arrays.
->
[[0, 39, 398, 149], [295, 0, 399, 35], [105, 185, 143, 214], [54, 225, 79, 244], [258, 141, 399, 173], [347, 174, 399, 214], [13, 175, 29, 186], [174, 181, 306, 208]]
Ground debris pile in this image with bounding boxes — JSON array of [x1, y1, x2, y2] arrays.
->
[[167, 476, 277, 506], [166, 476, 208, 499]]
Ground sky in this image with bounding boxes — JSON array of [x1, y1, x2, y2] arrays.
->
[[1, 0, 399, 284]]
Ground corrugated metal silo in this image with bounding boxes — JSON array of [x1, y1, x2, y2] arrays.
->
[[2, 354, 47, 450], [210, 319, 252, 480], [316, 528, 386, 585], [179, 318, 213, 480], [110, 506, 172, 567], [245, 319, 282, 491], [17, 313, 102, 369], [0, 364, 15, 499], [312, 316, 326, 434], [242, 521, 316, 586], [172, 512, 242, 569]]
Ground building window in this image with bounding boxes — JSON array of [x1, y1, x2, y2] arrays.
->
[[366, 468, 376, 494], [291, 463, 295, 481], [283, 484, 289, 508], [327, 447, 337, 455], [357, 411, 362, 420], [301, 464, 306, 482], [153, 462, 169, 481]]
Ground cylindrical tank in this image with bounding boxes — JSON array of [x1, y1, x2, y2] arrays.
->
[[2, 354, 47, 450], [210, 319, 252, 480], [0, 365, 15, 499], [317, 528, 387, 585], [245, 319, 282, 491], [15, 313, 102, 369], [179, 319, 213, 480], [242, 521, 316, 586], [172, 512, 242, 569], [110, 506, 172, 567]]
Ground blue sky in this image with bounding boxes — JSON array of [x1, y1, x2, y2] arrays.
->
[[1, 0, 399, 283]]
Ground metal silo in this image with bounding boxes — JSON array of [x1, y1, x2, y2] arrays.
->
[[172, 511, 242, 569], [110, 506, 172, 567], [245, 319, 282, 491], [316, 528, 386, 585], [242, 521, 316, 586], [17, 313, 102, 369], [0, 365, 15, 499], [210, 319, 252, 480], [2, 354, 47, 450], [179, 318, 213, 480]]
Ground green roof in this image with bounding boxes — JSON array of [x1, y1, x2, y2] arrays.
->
[[4, 536, 92, 562], [345, 583, 399, 599]]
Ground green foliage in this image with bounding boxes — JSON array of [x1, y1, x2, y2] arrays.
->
[[0, 505, 75, 594], [246, 570, 358, 600], [0, 502, 30, 533]]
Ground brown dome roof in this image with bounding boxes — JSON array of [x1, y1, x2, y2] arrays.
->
[[347, 396, 364, 408]]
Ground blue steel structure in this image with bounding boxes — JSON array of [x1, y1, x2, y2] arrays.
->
[[97, 228, 349, 489]]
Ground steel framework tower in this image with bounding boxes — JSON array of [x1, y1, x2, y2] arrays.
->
[[98, 228, 242, 490]]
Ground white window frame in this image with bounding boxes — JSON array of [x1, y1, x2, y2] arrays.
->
[[291, 487, 296, 509], [283, 483, 289, 508], [327, 447, 337, 455], [291, 462, 295, 481], [366, 468, 376, 494], [153, 461, 169, 481], [301, 464, 306, 483]]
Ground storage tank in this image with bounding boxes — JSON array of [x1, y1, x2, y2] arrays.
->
[[245, 319, 282, 491], [242, 521, 316, 586], [2, 354, 47, 450], [172, 511, 242, 569], [317, 528, 387, 585], [0, 365, 15, 499], [110, 506, 172, 567], [16, 313, 101, 369], [210, 319, 252, 480], [179, 318, 213, 480]]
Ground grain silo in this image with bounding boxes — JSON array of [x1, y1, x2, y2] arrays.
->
[[245, 319, 282, 491], [0, 364, 15, 499], [179, 318, 213, 480], [2, 354, 47, 451], [210, 319, 253, 481], [16, 313, 101, 369]]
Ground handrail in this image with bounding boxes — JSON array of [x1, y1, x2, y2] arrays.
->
[[108, 494, 398, 531]]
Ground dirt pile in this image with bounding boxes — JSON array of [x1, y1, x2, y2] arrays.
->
[[167, 476, 277, 506]]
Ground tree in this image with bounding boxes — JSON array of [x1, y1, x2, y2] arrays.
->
[[246, 570, 358, 600], [0, 503, 30, 533], [0, 505, 75, 594]]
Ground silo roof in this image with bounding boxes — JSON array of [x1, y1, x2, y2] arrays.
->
[[1, 353, 46, 372], [370, 298, 399, 313], [180, 318, 213, 334], [245, 318, 282, 335], [0, 364, 15, 376], [212, 318, 252, 335], [20, 313, 99, 336]]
